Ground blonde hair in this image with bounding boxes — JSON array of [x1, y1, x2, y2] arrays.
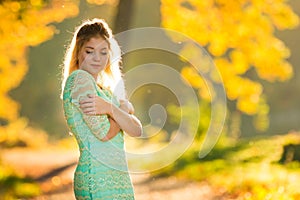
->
[[61, 18, 126, 100]]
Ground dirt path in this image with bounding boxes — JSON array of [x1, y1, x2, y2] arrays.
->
[[1, 148, 226, 200], [32, 174, 225, 200]]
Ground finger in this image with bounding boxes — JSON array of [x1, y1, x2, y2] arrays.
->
[[80, 98, 94, 104], [100, 137, 109, 142], [80, 102, 94, 109], [86, 111, 97, 115], [87, 94, 97, 98], [85, 111, 97, 116], [82, 107, 95, 113]]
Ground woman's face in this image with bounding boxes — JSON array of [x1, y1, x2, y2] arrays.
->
[[78, 36, 109, 79]]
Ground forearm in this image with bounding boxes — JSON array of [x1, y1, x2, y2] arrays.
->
[[109, 104, 142, 137], [100, 117, 121, 141]]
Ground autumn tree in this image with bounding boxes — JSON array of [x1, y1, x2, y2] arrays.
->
[[0, 0, 79, 145], [0, 0, 79, 197], [0, 0, 132, 145], [0, 0, 132, 197], [161, 0, 299, 131]]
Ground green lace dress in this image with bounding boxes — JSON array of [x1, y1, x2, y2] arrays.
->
[[63, 69, 135, 200]]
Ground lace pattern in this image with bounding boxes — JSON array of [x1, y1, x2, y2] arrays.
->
[[63, 70, 135, 200]]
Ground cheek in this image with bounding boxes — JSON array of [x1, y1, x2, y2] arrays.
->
[[78, 52, 84, 65], [78, 52, 89, 66]]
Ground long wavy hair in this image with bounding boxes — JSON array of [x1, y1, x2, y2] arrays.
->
[[61, 18, 126, 100]]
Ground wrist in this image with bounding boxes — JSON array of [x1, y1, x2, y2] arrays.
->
[[108, 103, 117, 117]]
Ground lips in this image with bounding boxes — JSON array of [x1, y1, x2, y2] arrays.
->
[[91, 64, 102, 68]]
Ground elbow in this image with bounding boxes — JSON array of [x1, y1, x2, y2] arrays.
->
[[129, 116, 142, 137], [137, 128, 143, 137], [132, 125, 142, 137], [130, 123, 142, 137], [123, 115, 142, 137]]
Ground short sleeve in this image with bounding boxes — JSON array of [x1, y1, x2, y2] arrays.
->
[[70, 70, 110, 140]]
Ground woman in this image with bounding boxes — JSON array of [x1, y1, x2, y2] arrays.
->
[[61, 18, 142, 199]]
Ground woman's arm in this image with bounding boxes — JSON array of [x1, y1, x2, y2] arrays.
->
[[109, 103, 142, 137], [100, 118, 121, 141], [80, 94, 142, 137], [69, 70, 112, 141], [119, 99, 135, 114], [99, 100, 135, 141]]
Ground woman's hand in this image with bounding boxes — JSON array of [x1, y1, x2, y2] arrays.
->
[[119, 99, 134, 114], [80, 94, 142, 137], [79, 94, 112, 115]]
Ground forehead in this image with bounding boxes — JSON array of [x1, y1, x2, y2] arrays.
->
[[84, 37, 109, 49]]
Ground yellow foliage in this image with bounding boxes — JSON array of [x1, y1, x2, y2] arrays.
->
[[14, 182, 41, 197], [265, 2, 300, 30], [230, 50, 250, 74], [87, 0, 119, 6], [181, 67, 204, 88], [208, 32, 229, 57], [0, 95, 20, 121], [0, 0, 82, 152], [181, 67, 212, 101], [253, 97, 270, 132], [180, 42, 212, 73], [161, 0, 299, 117], [0, 0, 78, 124], [0, 118, 49, 148], [237, 96, 259, 115]]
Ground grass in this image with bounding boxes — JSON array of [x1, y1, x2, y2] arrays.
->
[[0, 163, 41, 199], [2, 125, 299, 199], [154, 132, 300, 199]]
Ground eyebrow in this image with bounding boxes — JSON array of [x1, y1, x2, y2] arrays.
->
[[85, 46, 108, 50]]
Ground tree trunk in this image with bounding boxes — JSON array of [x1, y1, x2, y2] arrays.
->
[[113, 0, 135, 33]]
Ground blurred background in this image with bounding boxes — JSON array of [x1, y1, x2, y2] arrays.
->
[[1, 0, 300, 199]]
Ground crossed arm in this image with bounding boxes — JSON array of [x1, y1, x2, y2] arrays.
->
[[80, 95, 142, 141], [70, 70, 141, 142]]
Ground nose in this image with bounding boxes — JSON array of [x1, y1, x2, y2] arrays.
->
[[93, 52, 101, 61]]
